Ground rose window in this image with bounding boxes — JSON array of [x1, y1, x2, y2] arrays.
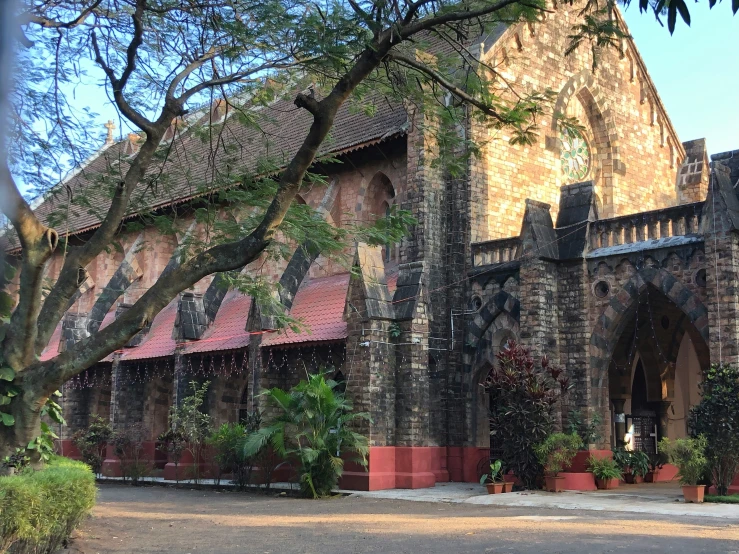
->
[[560, 127, 591, 182]]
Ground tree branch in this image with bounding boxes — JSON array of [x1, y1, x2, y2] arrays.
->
[[387, 52, 507, 122], [31, 35, 397, 387], [0, 164, 58, 369], [22, 0, 103, 29], [401, 0, 541, 39]]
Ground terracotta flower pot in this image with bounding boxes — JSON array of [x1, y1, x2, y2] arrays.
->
[[625, 474, 644, 484], [595, 478, 619, 490], [682, 485, 705, 503], [503, 481, 514, 493], [645, 470, 659, 483], [545, 476, 565, 492], [486, 483, 504, 494]]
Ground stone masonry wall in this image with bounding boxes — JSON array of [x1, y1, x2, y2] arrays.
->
[[468, 6, 683, 243]]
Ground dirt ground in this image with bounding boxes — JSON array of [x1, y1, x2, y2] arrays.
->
[[67, 484, 739, 553]]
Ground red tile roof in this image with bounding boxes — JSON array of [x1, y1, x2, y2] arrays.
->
[[262, 273, 350, 347], [182, 291, 252, 354], [39, 323, 62, 362], [119, 299, 178, 361]]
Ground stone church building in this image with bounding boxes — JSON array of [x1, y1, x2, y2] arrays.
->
[[10, 6, 739, 490]]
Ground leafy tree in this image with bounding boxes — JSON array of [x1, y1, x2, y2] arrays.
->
[[112, 421, 150, 484], [168, 380, 213, 483], [689, 363, 739, 496], [483, 340, 570, 489], [72, 414, 113, 476], [0, 0, 734, 459], [244, 372, 369, 498], [157, 427, 187, 484]]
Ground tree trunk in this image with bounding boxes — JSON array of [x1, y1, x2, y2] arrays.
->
[[0, 388, 44, 460]]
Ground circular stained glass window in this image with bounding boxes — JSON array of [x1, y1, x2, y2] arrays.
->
[[560, 127, 591, 183]]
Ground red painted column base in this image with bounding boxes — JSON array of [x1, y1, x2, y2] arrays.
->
[[340, 446, 451, 491], [56, 440, 83, 461], [560, 472, 597, 491]]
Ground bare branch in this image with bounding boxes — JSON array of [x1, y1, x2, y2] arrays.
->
[[22, 0, 103, 29]]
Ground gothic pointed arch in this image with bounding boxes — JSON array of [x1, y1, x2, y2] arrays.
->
[[550, 69, 622, 216], [590, 267, 709, 411]]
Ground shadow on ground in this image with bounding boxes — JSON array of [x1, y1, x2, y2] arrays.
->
[[68, 484, 739, 554]]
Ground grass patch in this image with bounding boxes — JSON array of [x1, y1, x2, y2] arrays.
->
[[1, 456, 96, 553], [704, 494, 739, 504]]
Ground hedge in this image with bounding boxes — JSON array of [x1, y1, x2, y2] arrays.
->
[[0, 456, 97, 554]]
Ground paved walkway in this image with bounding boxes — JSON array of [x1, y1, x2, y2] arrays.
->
[[348, 482, 739, 520]]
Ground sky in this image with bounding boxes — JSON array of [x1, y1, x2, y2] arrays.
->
[[16, 3, 739, 194], [78, 5, 737, 156], [621, 4, 738, 156]]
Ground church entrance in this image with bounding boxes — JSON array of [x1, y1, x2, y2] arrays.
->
[[625, 360, 659, 453], [607, 283, 709, 450]]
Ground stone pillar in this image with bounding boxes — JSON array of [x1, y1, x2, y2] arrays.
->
[[340, 244, 397, 491], [702, 166, 739, 366], [102, 354, 124, 477], [172, 349, 190, 408]]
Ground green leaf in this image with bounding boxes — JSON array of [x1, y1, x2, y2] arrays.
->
[[674, 0, 691, 26], [1, 412, 15, 426], [0, 396, 10, 406], [0, 366, 15, 381]]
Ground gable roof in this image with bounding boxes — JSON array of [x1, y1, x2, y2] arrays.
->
[[18, 92, 407, 245]]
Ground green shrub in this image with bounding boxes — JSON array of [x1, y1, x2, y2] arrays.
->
[[689, 363, 739, 496], [483, 341, 571, 489], [587, 455, 622, 481], [659, 436, 707, 486], [112, 422, 150, 484], [0, 457, 96, 554], [208, 419, 260, 489], [244, 372, 369, 498], [72, 415, 112, 477], [612, 449, 649, 478], [704, 495, 739, 504], [534, 433, 582, 477]]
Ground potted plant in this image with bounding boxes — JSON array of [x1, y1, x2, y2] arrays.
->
[[535, 433, 582, 492], [587, 455, 622, 489], [480, 460, 505, 494], [659, 436, 708, 503], [627, 451, 649, 484], [645, 452, 666, 482]]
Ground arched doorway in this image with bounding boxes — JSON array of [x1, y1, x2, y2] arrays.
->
[[604, 277, 710, 450]]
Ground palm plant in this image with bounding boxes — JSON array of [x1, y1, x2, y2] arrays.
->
[[243, 372, 369, 498]]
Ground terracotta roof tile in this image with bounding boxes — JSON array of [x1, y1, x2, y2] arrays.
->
[[182, 291, 252, 354], [262, 273, 349, 347], [39, 323, 62, 362], [119, 299, 178, 361]]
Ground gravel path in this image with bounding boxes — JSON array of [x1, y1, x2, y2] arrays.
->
[[67, 484, 739, 553]]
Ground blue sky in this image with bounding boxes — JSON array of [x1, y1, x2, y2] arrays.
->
[[24, 4, 739, 183], [622, 4, 738, 155]]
